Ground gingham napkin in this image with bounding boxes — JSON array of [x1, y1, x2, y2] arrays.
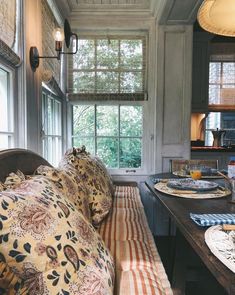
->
[[190, 213, 235, 226]]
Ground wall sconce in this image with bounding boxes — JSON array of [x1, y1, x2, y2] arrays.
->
[[30, 19, 78, 71]]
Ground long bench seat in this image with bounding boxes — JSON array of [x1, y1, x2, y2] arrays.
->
[[99, 185, 173, 295]]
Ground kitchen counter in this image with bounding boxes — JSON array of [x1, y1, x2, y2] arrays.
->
[[191, 147, 235, 169], [191, 146, 235, 152]]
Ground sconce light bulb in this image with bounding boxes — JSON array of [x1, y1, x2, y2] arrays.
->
[[53, 28, 64, 42]]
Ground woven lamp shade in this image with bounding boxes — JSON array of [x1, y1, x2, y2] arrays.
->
[[198, 0, 235, 37]]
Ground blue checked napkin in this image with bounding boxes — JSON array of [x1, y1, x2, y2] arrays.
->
[[190, 213, 235, 226]]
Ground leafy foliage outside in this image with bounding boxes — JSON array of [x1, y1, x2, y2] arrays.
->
[[72, 39, 143, 93], [72, 105, 142, 168], [71, 38, 144, 168]]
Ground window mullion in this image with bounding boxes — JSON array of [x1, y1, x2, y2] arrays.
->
[[220, 62, 223, 91], [95, 40, 97, 93], [118, 105, 121, 169], [118, 39, 121, 93], [94, 104, 97, 155]]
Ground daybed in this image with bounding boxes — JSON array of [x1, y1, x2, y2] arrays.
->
[[0, 148, 172, 295]]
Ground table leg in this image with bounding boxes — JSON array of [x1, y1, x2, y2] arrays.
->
[[171, 229, 187, 295]]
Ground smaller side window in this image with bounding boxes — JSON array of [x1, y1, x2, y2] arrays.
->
[[41, 88, 62, 166], [0, 66, 14, 149]]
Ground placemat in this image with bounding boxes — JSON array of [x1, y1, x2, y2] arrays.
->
[[154, 181, 231, 199], [205, 225, 235, 273]]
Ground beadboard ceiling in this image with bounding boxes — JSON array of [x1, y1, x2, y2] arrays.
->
[[69, 0, 149, 7], [55, 0, 203, 24]]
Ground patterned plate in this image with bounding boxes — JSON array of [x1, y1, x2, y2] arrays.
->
[[167, 179, 218, 192], [205, 225, 235, 273]]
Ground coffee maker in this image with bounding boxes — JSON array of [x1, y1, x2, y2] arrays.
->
[[211, 128, 226, 147]]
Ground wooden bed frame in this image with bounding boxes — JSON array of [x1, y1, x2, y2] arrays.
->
[[0, 148, 51, 182]]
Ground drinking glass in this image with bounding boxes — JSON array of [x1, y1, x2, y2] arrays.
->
[[190, 165, 202, 180]]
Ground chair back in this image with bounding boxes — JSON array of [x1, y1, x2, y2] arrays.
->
[[170, 159, 219, 173]]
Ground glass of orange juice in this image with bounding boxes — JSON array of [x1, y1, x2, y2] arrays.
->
[[190, 165, 202, 180]]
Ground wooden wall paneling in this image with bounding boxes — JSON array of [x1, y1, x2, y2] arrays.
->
[[156, 25, 193, 173]]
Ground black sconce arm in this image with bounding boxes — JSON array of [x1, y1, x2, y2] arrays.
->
[[61, 33, 78, 55], [30, 19, 78, 71]]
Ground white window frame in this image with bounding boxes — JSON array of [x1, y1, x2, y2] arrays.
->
[[68, 34, 149, 176], [0, 63, 16, 149], [71, 100, 148, 175], [209, 60, 235, 110], [41, 87, 63, 166]]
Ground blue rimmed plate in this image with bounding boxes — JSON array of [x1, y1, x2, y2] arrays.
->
[[167, 179, 218, 192]]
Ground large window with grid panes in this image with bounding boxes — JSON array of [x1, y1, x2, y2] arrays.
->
[[205, 61, 235, 146], [70, 36, 147, 172]]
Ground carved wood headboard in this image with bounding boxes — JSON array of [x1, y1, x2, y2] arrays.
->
[[0, 148, 52, 182]]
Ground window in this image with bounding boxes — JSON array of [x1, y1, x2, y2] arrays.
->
[[205, 112, 235, 146], [72, 104, 143, 169], [205, 61, 235, 146], [0, 66, 14, 149], [69, 36, 146, 171], [42, 88, 62, 166], [68, 36, 146, 100], [209, 61, 235, 108]]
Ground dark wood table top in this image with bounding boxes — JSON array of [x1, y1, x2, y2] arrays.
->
[[145, 173, 235, 295]]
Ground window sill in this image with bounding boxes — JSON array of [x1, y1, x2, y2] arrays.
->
[[208, 105, 235, 111]]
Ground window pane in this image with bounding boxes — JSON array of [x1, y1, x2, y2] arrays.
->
[[96, 72, 119, 93], [0, 134, 13, 149], [209, 62, 221, 84], [54, 137, 62, 165], [120, 40, 143, 69], [97, 137, 118, 168], [74, 40, 95, 69], [72, 104, 143, 170], [73, 137, 95, 155], [120, 138, 141, 168], [97, 106, 118, 136], [73, 105, 95, 136], [209, 85, 220, 104], [120, 106, 142, 137], [47, 97, 53, 135], [222, 63, 235, 84], [0, 68, 12, 132], [70, 37, 145, 95], [120, 72, 142, 92], [97, 39, 119, 69], [73, 72, 95, 93], [205, 112, 235, 146], [54, 100, 62, 136]]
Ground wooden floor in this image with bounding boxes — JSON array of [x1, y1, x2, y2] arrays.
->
[[154, 236, 227, 295]]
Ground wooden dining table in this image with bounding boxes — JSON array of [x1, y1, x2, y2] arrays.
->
[[145, 173, 235, 295]]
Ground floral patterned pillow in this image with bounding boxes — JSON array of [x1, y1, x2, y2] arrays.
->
[[59, 147, 113, 226], [0, 261, 26, 294], [0, 170, 29, 191], [35, 165, 91, 222], [0, 175, 114, 294]]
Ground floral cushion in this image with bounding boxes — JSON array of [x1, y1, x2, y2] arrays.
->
[[59, 147, 114, 226], [0, 175, 114, 294], [35, 165, 91, 222], [0, 170, 28, 191], [0, 261, 26, 294]]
